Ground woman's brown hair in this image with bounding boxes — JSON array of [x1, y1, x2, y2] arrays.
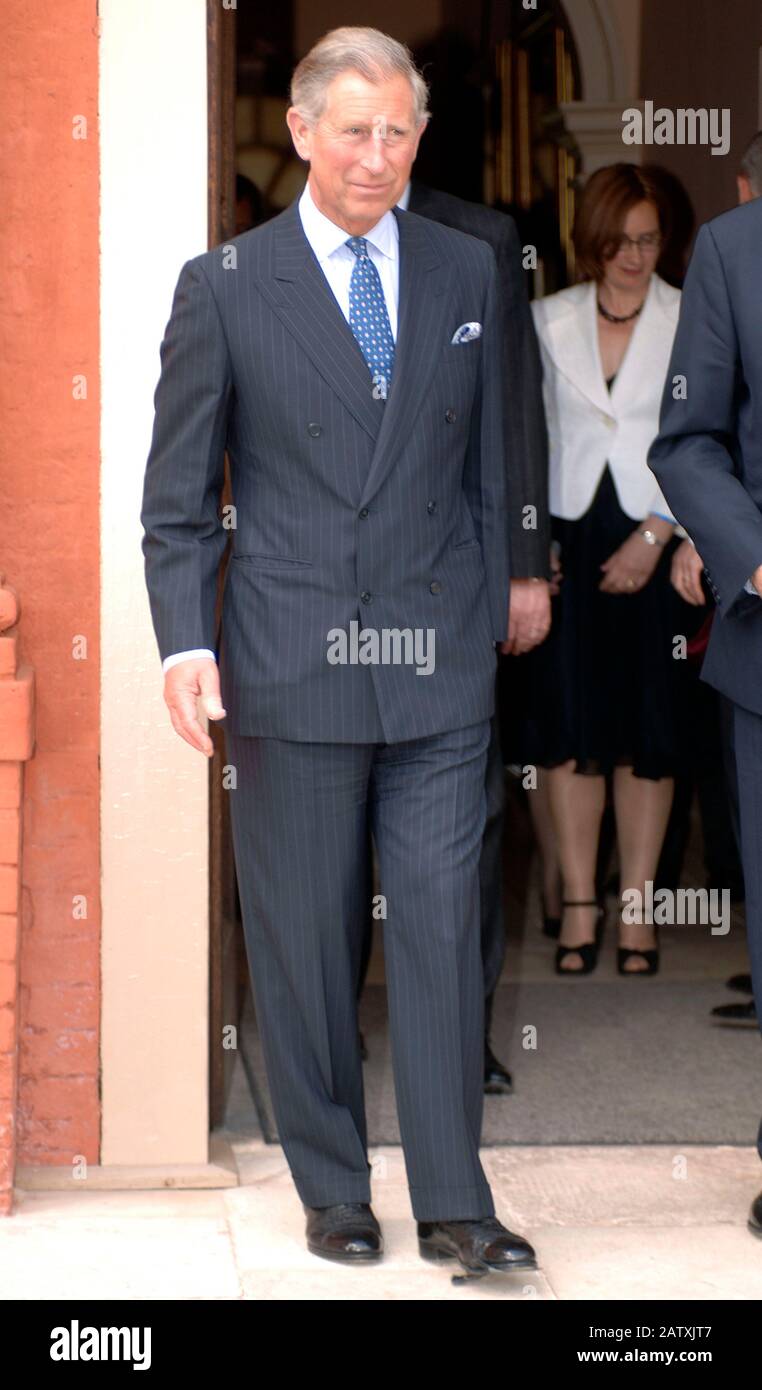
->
[[572, 163, 672, 282]]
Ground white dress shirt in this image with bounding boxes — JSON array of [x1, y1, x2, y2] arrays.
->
[[296, 177, 401, 338], [162, 179, 405, 674]]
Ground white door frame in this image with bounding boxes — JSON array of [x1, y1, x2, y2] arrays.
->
[[99, 0, 217, 1173]]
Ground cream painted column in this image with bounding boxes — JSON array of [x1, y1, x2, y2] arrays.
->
[[561, 102, 645, 174], [99, 0, 213, 1168], [561, 0, 643, 175]]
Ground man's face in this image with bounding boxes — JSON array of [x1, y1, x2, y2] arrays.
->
[[287, 70, 426, 235]]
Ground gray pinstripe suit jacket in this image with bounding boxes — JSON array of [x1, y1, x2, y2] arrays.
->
[[140, 197, 512, 741]]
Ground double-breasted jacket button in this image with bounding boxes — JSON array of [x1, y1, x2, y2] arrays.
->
[[361, 591, 372, 604], [444, 408, 457, 424], [430, 580, 442, 595], [307, 422, 322, 437], [359, 507, 369, 519], [427, 500, 437, 514]]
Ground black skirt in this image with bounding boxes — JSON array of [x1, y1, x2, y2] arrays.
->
[[499, 464, 683, 781]]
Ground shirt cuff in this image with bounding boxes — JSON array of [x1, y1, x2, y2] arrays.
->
[[744, 578, 762, 597], [162, 648, 217, 673]]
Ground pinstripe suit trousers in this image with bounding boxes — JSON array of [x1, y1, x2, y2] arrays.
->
[[225, 719, 496, 1221]]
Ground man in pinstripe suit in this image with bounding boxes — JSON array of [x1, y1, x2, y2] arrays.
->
[[141, 26, 537, 1280], [356, 177, 553, 1092]]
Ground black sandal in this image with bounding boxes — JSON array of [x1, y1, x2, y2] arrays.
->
[[555, 899, 605, 975], [617, 903, 660, 976]]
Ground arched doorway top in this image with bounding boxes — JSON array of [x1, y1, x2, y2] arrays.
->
[[563, 0, 635, 103]]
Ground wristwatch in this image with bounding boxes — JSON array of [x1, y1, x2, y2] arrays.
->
[[637, 528, 665, 548]]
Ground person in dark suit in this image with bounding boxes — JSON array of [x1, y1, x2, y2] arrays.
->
[[648, 194, 762, 1240], [405, 180, 551, 593], [354, 177, 551, 1092], [408, 180, 551, 1088], [140, 25, 537, 1279]]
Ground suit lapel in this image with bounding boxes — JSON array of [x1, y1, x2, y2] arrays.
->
[[544, 282, 612, 415], [257, 200, 384, 442], [607, 274, 665, 409], [358, 206, 453, 507], [543, 275, 666, 416], [255, 200, 453, 498]]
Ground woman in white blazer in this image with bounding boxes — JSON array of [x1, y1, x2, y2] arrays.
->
[[519, 164, 684, 977]]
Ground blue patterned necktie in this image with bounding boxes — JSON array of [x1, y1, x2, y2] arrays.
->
[[345, 236, 395, 400]]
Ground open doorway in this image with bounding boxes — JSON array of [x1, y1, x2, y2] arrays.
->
[[207, 0, 584, 1130], [207, 1, 756, 1151]]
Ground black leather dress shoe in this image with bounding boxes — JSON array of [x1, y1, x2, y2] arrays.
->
[[726, 973, 753, 994], [484, 1042, 513, 1095], [748, 1191, 762, 1238], [417, 1217, 537, 1281], [304, 1202, 382, 1262], [711, 999, 757, 1025]]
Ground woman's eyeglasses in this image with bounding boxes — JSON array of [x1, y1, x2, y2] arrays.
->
[[611, 232, 662, 256]]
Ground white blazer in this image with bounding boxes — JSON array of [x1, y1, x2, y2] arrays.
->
[[531, 273, 681, 522]]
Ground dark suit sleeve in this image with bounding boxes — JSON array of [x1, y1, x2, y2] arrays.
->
[[463, 244, 511, 642], [648, 223, 762, 616], [140, 259, 233, 662], [494, 220, 551, 578]]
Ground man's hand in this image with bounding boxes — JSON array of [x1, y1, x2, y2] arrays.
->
[[163, 657, 226, 757], [499, 578, 551, 655], [670, 539, 706, 606]]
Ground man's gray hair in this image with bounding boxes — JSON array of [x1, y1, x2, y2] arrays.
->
[[290, 26, 430, 127], [739, 130, 762, 196]]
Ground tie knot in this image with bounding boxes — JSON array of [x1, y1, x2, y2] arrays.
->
[[346, 236, 368, 259]]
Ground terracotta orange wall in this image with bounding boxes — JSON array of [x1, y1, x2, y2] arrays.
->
[[0, 6, 100, 1171]]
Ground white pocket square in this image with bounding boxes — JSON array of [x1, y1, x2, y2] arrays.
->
[[451, 321, 482, 344]]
